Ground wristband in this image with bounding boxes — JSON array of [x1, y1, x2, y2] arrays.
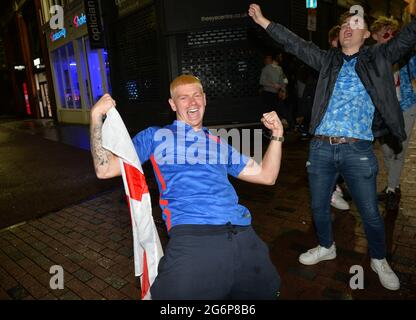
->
[[270, 135, 284, 142]]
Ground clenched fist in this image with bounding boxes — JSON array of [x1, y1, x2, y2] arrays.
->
[[261, 111, 284, 136], [248, 4, 271, 29], [91, 93, 116, 119]]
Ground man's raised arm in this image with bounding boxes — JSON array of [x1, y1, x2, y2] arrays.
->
[[381, 2, 416, 63], [90, 94, 121, 179], [248, 3, 326, 71], [238, 112, 283, 185]]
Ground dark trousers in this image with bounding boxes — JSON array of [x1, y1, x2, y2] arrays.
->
[[150, 224, 281, 300]]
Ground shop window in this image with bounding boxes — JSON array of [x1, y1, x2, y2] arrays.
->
[[51, 42, 82, 109], [104, 51, 112, 94], [85, 38, 104, 104], [67, 43, 82, 109], [52, 38, 112, 110], [52, 48, 66, 108], [77, 37, 92, 107], [79, 36, 112, 108]]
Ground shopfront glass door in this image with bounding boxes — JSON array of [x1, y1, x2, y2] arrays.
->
[[52, 38, 112, 111], [52, 42, 82, 109], [79, 36, 112, 108]]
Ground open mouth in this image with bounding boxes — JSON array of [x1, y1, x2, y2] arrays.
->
[[187, 108, 200, 120], [344, 31, 352, 39], [187, 108, 199, 115]]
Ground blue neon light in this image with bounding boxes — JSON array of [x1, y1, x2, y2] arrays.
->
[[306, 0, 317, 9], [50, 28, 67, 42]]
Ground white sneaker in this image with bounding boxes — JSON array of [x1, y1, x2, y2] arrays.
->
[[371, 258, 400, 291], [331, 190, 350, 210], [299, 243, 336, 265]]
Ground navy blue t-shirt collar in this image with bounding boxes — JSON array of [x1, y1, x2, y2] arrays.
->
[[343, 52, 359, 62]]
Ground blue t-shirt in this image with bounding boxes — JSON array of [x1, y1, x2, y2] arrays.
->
[[315, 57, 375, 141], [132, 120, 251, 231]]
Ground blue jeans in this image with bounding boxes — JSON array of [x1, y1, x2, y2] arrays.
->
[[307, 139, 386, 259]]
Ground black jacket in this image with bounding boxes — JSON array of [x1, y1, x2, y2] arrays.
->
[[265, 20, 416, 142]]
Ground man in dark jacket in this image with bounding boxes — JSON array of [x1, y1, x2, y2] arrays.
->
[[249, 3, 416, 292]]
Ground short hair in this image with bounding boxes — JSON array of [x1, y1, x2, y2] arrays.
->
[[370, 16, 400, 33], [339, 11, 370, 29], [170, 74, 203, 97], [328, 25, 341, 42]]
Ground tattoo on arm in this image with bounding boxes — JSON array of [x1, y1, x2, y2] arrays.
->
[[90, 121, 112, 170]]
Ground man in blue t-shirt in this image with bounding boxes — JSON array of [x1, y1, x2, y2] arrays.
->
[[89, 74, 284, 299], [249, 2, 416, 292]]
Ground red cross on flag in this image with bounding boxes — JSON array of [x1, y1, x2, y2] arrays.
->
[[102, 108, 163, 300]]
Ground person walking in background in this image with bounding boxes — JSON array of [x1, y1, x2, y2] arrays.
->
[[260, 54, 294, 132], [260, 54, 287, 111], [371, 16, 416, 211]]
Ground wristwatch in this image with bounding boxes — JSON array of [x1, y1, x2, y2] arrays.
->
[[270, 135, 284, 142]]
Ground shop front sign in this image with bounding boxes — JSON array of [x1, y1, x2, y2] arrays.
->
[[84, 0, 105, 49], [74, 13, 87, 28], [50, 28, 67, 42]]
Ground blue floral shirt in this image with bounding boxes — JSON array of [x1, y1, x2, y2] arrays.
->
[[315, 57, 375, 141]]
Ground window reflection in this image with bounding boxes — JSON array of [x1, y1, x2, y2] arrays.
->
[[52, 42, 82, 109], [51, 37, 111, 110], [67, 43, 82, 109]]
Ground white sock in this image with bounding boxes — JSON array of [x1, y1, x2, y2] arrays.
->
[[387, 187, 396, 193]]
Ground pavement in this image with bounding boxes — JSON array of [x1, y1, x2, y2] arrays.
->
[[0, 118, 415, 300], [0, 119, 119, 229]]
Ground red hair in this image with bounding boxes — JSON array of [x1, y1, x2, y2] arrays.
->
[[170, 75, 203, 97]]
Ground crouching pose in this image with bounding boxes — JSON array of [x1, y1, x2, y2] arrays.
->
[[90, 74, 284, 299]]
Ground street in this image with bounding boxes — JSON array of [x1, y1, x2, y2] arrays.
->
[[0, 120, 414, 299]]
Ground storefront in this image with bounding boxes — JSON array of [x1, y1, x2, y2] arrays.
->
[[34, 64, 53, 118], [46, 0, 111, 124]]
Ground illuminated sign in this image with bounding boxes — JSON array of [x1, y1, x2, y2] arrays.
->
[[50, 28, 67, 42], [23, 83, 31, 115], [85, 0, 105, 49], [306, 0, 317, 9], [74, 13, 87, 28]]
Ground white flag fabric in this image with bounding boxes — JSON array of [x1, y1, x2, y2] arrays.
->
[[102, 108, 163, 300]]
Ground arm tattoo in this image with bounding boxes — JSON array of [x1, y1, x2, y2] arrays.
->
[[90, 121, 111, 170]]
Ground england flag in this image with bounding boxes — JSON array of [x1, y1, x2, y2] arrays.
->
[[102, 108, 163, 300]]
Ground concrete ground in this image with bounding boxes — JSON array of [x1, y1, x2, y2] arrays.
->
[[0, 119, 119, 229], [0, 119, 415, 300]]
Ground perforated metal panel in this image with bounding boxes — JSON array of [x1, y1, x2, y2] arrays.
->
[[112, 5, 161, 103], [291, 0, 308, 39], [178, 27, 262, 101]]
